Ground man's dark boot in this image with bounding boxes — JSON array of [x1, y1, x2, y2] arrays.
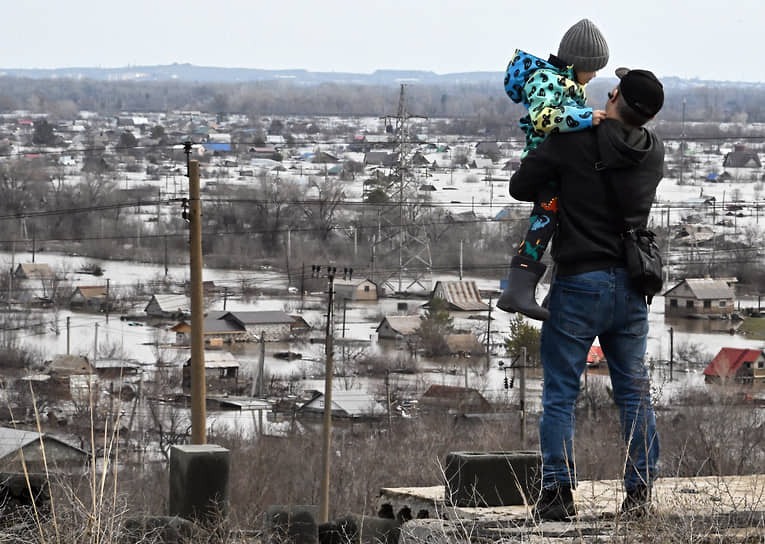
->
[[532, 484, 576, 522], [621, 485, 652, 519], [497, 255, 550, 321]]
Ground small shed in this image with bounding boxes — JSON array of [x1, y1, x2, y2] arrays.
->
[[333, 278, 378, 302], [430, 281, 489, 311], [144, 294, 190, 319], [297, 391, 385, 420], [0, 427, 88, 472], [704, 348, 765, 386], [420, 385, 492, 414], [376, 316, 422, 340], [664, 278, 736, 317]]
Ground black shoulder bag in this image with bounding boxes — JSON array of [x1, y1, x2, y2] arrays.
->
[[596, 161, 664, 304]]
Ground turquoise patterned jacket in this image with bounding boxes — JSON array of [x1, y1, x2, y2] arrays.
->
[[504, 49, 594, 155]]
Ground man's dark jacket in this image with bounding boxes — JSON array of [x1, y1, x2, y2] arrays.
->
[[509, 118, 664, 276]]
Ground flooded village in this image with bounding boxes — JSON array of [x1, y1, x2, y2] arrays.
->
[[0, 82, 764, 540]]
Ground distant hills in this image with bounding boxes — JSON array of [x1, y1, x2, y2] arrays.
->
[[1, 63, 763, 92], [0, 63, 504, 85]]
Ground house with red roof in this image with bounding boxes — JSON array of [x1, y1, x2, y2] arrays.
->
[[703, 348, 765, 385], [587, 345, 606, 367]]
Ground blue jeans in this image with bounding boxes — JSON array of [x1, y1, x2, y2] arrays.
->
[[539, 268, 659, 492]]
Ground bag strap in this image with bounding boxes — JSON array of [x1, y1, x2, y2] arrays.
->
[[596, 149, 654, 305]]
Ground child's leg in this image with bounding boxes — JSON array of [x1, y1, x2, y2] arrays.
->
[[518, 186, 558, 262], [497, 185, 558, 321]]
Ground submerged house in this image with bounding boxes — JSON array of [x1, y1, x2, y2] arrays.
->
[[722, 144, 761, 181], [218, 311, 296, 341], [444, 333, 485, 357], [704, 348, 765, 386], [376, 316, 422, 340], [0, 427, 88, 472], [43, 355, 95, 401], [13, 263, 57, 302], [429, 281, 489, 311], [663, 278, 736, 318], [170, 315, 249, 346], [333, 278, 378, 302], [14, 263, 55, 281], [182, 351, 240, 392], [144, 294, 190, 319], [419, 385, 491, 414], [70, 285, 107, 311], [297, 391, 386, 420]]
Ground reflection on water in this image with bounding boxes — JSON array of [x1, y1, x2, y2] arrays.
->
[[665, 316, 738, 335]]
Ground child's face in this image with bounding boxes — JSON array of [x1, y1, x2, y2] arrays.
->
[[576, 71, 597, 85]]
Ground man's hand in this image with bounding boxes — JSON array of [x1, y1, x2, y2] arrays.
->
[[592, 110, 607, 125]]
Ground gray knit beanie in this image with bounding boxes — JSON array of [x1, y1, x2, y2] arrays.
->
[[557, 19, 609, 72]]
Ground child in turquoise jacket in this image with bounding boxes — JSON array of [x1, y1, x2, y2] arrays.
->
[[497, 19, 609, 320]]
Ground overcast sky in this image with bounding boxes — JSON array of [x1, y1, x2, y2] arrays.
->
[[5, 0, 764, 82]]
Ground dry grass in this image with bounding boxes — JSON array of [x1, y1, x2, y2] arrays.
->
[[1, 380, 763, 542]]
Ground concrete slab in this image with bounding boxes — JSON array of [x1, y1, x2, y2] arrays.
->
[[381, 474, 765, 541]]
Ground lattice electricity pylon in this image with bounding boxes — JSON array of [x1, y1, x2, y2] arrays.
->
[[373, 84, 432, 294]]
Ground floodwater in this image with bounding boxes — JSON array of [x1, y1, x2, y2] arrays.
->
[[2, 249, 760, 439]]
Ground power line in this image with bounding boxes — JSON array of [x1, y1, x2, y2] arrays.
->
[[0, 199, 172, 221]]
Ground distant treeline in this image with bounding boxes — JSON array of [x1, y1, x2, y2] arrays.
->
[[3, 76, 765, 129]]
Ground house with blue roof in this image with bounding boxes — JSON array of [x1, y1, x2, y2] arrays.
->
[[200, 142, 231, 154]]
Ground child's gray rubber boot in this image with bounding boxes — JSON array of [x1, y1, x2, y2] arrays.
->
[[497, 256, 550, 321]]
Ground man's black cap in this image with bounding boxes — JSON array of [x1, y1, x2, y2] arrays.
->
[[615, 67, 664, 118]]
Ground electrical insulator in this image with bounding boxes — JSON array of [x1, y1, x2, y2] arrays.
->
[[503, 377, 509, 389], [509, 377, 515, 389]]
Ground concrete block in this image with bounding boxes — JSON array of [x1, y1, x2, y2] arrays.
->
[[319, 515, 400, 544], [444, 450, 541, 507], [168, 444, 230, 523], [264, 504, 318, 544]]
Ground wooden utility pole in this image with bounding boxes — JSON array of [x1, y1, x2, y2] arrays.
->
[[319, 267, 336, 523], [486, 297, 492, 370], [258, 331, 266, 397], [520, 347, 527, 448], [459, 240, 463, 280], [105, 278, 110, 323], [669, 326, 674, 383], [300, 263, 305, 312], [385, 370, 392, 431], [94, 323, 99, 365], [66, 316, 70, 355], [188, 159, 207, 445]]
